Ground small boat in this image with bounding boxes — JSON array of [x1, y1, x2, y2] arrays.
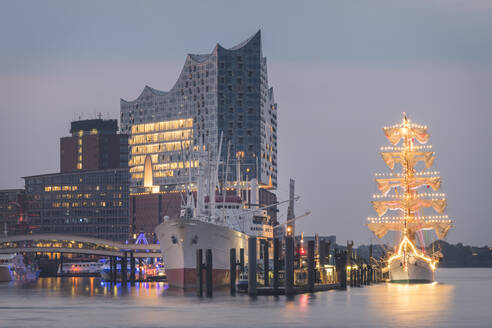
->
[[236, 271, 248, 293], [58, 261, 103, 276], [0, 254, 15, 282], [0, 254, 39, 282]]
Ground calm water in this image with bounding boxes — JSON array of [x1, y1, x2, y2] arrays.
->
[[1, 268, 491, 328]]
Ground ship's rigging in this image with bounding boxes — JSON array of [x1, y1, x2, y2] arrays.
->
[[367, 113, 453, 273]]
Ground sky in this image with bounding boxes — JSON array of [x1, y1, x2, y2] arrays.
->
[[1, 0, 491, 246]]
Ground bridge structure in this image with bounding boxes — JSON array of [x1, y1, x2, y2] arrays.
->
[[0, 234, 161, 258], [0, 233, 162, 284]]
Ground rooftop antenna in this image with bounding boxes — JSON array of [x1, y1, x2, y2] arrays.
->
[[98, 112, 102, 119]]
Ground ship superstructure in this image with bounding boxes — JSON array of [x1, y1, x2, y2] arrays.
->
[[367, 114, 453, 282], [155, 141, 274, 288]]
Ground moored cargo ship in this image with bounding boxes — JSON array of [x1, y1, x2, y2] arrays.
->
[[155, 145, 274, 288]]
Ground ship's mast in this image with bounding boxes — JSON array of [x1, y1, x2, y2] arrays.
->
[[367, 113, 453, 254]]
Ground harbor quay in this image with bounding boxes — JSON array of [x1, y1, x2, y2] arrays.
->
[[0, 232, 385, 296]]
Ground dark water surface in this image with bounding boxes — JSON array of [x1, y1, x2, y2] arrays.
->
[[1, 268, 491, 328]]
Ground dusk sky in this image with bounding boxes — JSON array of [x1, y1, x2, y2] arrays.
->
[[1, 0, 491, 246]]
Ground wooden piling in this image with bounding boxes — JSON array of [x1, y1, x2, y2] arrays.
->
[[138, 259, 143, 282], [196, 249, 203, 297], [308, 240, 315, 292], [319, 240, 326, 266], [121, 252, 128, 285], [206, 249, 213, 297], [239, 248, 245, 273], [108, 257, 113, 283], [263, 240, 269, 287], [350, 265, 354, 287], [59, 253, 64, 276], [248, 237, 257, 296], [285, 236, 294, 296], [273, 238, 280, 291], [130, 252, 135, 286], [112, 256, 117, 282], [340, 251, 347, 289], [230, 248, 236, 294]]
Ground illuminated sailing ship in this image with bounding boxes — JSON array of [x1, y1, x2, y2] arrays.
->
[[367, 114, 453, 283]]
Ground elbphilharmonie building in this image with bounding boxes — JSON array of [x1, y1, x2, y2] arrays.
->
[[120, 31, 278, 191]]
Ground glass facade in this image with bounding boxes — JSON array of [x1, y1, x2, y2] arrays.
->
[[120, 30, 277, 190], [24, 169, 130, 242], [128, 118, 197, 187]]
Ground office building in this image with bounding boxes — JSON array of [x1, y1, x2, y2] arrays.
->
[[24, 118, 130, 242]]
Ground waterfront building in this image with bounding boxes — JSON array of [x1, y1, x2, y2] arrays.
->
[[0, 189, 25, 235], [120, 30, 277, 191], [24, 169, 129, 241], [121, 31, 279, 239], [23, 118, 130, 242]]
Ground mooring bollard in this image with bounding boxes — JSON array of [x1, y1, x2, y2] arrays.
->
[[206, 249, 213, 297], [130, 252, 135, 286], [273, 238, 280, 291], [230, 248, 236, 294], [308, 240, 315, 292], [263, 240, 269, 287], [285, 236, 294, 295], [248, 237, 257, 296], [196, 249, 203, 297]]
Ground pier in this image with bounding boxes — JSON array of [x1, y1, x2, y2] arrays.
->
[[195, 236, 385, 297]]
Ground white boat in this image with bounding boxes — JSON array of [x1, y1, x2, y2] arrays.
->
[[58, 261, 103, 276], [388, 254, 434, 283], [0, 254, 15, 282], [0, 254, 39, 282], [155, 143, 275, 288]]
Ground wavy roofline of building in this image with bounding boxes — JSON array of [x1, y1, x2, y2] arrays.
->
[[120, 30, 261, 104]]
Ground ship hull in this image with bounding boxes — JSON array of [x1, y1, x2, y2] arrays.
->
[[0, 266, 13, 282], [155, 219, 248, 288], [389, 256, 434, 283]]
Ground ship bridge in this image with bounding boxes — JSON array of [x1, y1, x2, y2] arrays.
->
[[0, 234, 161, 258]]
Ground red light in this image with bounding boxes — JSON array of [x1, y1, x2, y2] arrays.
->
[[299, 247, 306, 256]]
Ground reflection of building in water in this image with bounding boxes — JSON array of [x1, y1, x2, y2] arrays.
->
[[369, 283, 454, 327]]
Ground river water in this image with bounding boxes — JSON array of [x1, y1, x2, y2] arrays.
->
[[0, 268, 490, 328]]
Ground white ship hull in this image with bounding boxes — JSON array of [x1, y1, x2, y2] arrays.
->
[[155, 218, 248, 288], [389, 256, 434, 283]]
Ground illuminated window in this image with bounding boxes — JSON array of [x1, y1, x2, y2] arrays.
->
[[76, 163, 82, 169]]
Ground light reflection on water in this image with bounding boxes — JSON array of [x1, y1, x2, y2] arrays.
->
[[369, 282, 454, 327], [0, 268, 490, 328]]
